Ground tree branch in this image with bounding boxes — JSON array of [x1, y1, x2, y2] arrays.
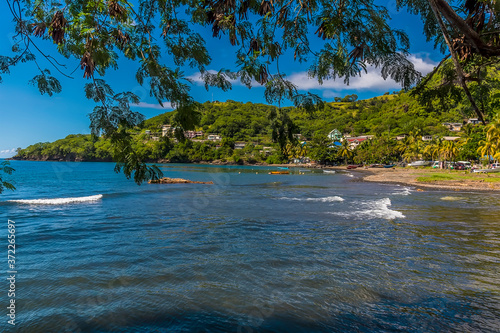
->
[[429, 0, 486, 124]]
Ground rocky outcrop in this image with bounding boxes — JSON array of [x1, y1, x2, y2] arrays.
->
[[148, 177, 214, 184]]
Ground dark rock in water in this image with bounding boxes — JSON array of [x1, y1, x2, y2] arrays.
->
[[148, 177, 214, 184]]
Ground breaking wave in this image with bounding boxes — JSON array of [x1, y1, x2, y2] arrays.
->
[[8, 194, 103, 205], [392, 187, 412, 196], [279, 196, 345, 202], [332, 198, 405, 220]]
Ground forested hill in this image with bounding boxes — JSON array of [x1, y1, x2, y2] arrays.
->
[[14, 77, 490, 165], [143, 92, 464, 142]]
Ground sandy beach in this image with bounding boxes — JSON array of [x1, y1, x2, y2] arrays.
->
[[321, 166, 500, 192]]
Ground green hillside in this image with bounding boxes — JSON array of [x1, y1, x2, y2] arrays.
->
[[14, 60, 500, 166]]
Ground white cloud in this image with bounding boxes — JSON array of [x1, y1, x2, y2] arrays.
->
[[288, 54, 437, 93], [186, 71, 209, 84], [187, 70, 247, 86], [288, 69, 401, 91], [187, 53, 437, 98], [0, 148, 16, 157], [187, 54, 437, 94], [133, 102, 173, 110], [408, 54, 437, 75]]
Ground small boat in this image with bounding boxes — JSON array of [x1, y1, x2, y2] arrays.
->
[[277, 167, 289, 170], [383, 164, 396, 168], [323, 170, 336, 174], [347, 165, 358, 169], [269, 171, 290, 175]]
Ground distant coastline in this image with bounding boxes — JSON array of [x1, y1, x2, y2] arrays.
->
[[9, 158, 500, 193]]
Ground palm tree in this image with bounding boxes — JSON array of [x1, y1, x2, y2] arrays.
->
[[442, 140, 460, 165], [423, 137, 443, 163], [489, 132, 500, 163], [485, 115, 500, 163], [338, 140, 353, 165], [485, 115, 500, 139], [477, 140, 496, 167], [396, 136, 410, 162]]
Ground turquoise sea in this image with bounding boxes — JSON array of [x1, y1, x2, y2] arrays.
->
[[1, 160, 500, 332]]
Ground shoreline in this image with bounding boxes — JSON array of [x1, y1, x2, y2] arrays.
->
[[8, 158, 500, 193], [348, 167, 500, 193]]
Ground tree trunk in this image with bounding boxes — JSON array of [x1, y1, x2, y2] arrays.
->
[[432, 0, 500, 57], [428, 0, 487, 124]]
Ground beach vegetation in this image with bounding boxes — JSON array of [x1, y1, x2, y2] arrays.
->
[[416, 172, 500, 183]]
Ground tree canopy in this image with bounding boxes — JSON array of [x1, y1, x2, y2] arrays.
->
[[2, 0, 500, 183]]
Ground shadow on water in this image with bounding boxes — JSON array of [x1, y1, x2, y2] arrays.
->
[[16, 295, 493, 333]]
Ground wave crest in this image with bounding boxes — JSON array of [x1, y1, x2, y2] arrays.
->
[[8, 194, 103, 205], [392, 187, 412, 196], [279, 196, 344, 202], [333, 198, 405, 220]]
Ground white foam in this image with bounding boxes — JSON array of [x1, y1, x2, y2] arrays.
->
[[279, 196, 344, 202], [307, 196, 345, 202], [332, 198, 405, 220], [392, 187, 412, 196], [9, 194, 103, 205]]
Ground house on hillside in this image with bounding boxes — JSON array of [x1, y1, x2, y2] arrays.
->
[[343, 135, 374, 149], [260, 147, 273, 155], [234, 142, 246, 149], [207, 134, 221, 141], [467, 118, 481, 125], [422, 135, 433, 141], [443, 136, 461, 141], [328, 129, 342, 142], [185, 130, 204, 139], [442, 122, 463, 131], [162, 125, 173, 137], [395, 134, 406, 141]]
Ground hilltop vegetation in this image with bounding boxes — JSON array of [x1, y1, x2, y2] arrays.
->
[[14, 83, 499, 167], [14, 59, 500, 166]]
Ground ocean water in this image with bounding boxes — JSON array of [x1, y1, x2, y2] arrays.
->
[[1, 160, 500, 332]]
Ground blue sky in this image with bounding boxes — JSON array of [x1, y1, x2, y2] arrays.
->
[[0, 2, 443, 158]]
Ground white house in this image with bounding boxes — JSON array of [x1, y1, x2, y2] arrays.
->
[[442, 122, 463, 131], [422, 135, 433, 141], [162, 125, 173, 137], [327, 129, 342, 142], [467, 118, 481, 125], [185, 130, 204, 139], [207, 134, 221, 141], [234, 142, 246, 149]]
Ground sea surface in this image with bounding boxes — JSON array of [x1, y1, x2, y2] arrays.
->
[[1, 160, 500, 332]]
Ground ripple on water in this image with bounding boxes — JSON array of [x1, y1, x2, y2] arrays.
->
[[5, 161, 500, 332]]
